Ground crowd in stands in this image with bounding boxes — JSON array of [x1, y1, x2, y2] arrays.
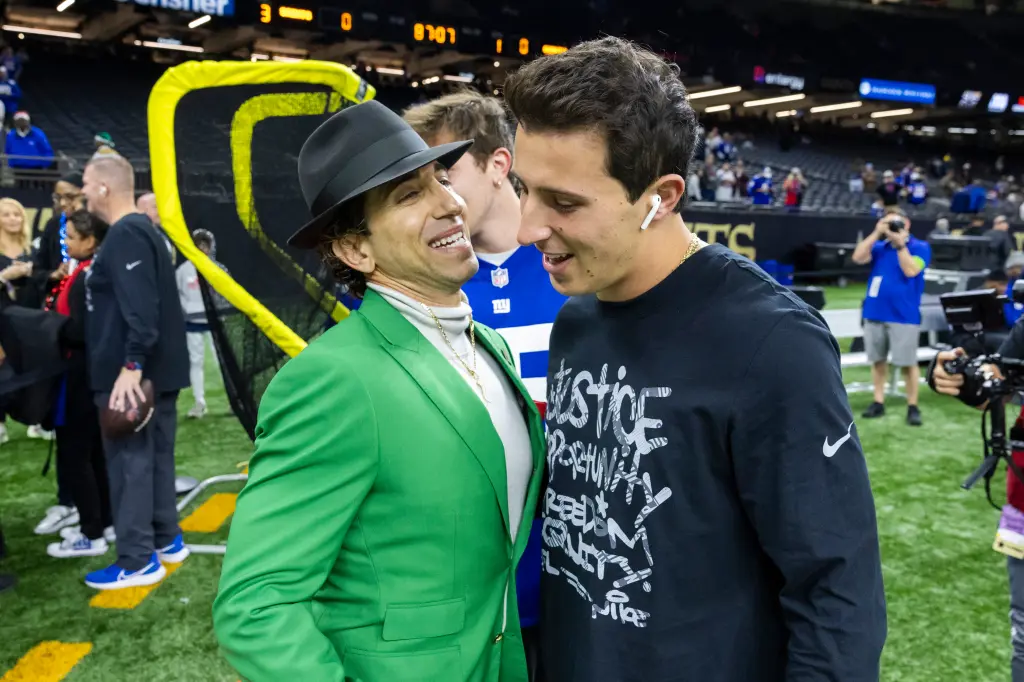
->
[[687, 127, 810, 209], [688, 115, 1024, 220]]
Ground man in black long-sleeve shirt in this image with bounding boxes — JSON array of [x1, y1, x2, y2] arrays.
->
[[81, 155, 190, 591], [505, 37, 886, 681], [983, 215, 1016, 289]]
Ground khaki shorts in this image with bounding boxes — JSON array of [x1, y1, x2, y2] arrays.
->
[[863, 320, 920, 367]]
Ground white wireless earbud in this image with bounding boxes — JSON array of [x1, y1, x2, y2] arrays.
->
[[640, 194, 661, 231], [100, 187, 107, 196]]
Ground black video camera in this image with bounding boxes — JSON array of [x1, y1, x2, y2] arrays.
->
[[938, 282, 1024, 502]]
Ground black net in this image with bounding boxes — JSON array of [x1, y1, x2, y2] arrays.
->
[[173, 82, 349, 440]]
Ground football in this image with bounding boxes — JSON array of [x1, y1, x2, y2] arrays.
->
[[100, 379, 156, 439]]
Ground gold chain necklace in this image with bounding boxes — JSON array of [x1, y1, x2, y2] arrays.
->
[[421, 303, 486, 400], [679, 235, 706, 266]]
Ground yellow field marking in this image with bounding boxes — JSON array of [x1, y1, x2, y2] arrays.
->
[[0, 641, 91, 681], [89, 562, 182, 610], [179, 492, 237, 533]]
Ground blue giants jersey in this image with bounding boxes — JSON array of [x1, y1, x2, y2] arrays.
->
[[463, 246, 568, 402]]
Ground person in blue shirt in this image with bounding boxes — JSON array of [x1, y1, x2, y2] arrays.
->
[[748, 167, 774, 205], [852, 211, 931, 425], [907, 172, 928, 206], [715, 132, 737, 162], [5, 111, 54, 170], [403, 91, 568, 682], [0, 67, 21, 123], [1005, 252, 1024, 328]]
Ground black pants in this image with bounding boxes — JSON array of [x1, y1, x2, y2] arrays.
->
[[95, 391, 181, 571], [523, 625, 545, 682], [55, 399, 111, 541]]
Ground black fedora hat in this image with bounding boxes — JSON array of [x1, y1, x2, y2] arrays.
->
[[288, 100, 473, 249]]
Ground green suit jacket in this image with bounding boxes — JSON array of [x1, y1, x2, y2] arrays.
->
[[213, 289, 546, 682]]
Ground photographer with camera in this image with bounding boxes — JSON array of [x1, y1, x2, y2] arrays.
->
[[931, 322, 1024, 680], [852, 211, 932, 425]]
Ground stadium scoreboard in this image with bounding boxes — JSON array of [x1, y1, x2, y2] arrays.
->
[[251, 2, 567, 57]]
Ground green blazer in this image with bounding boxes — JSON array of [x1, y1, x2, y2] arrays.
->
[[213, 289, 547, 682]]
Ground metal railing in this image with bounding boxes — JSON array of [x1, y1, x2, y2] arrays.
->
[[0, 152, 152, 191]]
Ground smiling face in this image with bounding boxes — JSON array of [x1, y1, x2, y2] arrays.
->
[[0, 203, 23, 238], [53, 180, 83, 215], [335, 162, 477, 305], [514, 126, 650, 298]]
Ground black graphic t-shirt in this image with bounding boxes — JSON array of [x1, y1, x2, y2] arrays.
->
[[540, 244, 887, 682]]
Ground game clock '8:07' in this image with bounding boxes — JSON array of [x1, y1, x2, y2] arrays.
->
[[414, 23, 456, 45]]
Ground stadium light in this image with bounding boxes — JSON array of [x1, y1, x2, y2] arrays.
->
[[870, 108, 914, 119], [442, 74, 473, 83], [188, 15, 212, 29], [422, 76, 440, 85], [704, 104, 730, 113], [271, 54, 304, 63], [689, 86, 742, 100], [376, 66, 405, 76], [775, 110, 797, 118], [250, 52, 269, 61], [3, 24, 81, 39], [742, 93, 806, 107], [56, 0, 75, 11], [139, 40, 203, 53], [808, 101, 862, 113]]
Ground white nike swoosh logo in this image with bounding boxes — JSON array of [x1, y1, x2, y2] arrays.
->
[[126, 260, 142, 271], [823, 421, 855, 458]]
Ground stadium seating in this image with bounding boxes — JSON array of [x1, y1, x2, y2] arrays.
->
[[20, 53, 161, 167]]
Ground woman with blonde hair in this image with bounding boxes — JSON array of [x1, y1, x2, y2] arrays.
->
[[0, 197, 32, 303]]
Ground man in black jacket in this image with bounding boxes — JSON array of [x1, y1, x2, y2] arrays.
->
[[81, 155, 190, 590], [506, 37, 886, 681]]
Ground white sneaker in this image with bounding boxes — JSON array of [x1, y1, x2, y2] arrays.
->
[[186, 402, 207, 419], [61, 525, 115, 543], [34, 506, 80, 535], [27, 425, 55, 441], [47, 532, 109, 558], [0, 425, 8, 445]]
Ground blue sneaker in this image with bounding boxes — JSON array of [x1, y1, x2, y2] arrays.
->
[[85, 553, 166, 590], [157, 534, 190, 564]]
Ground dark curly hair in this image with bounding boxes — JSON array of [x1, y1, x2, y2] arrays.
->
[[314, 194, 371, 298], [503, 36, 699, 213], [68, 209, 109, 245]]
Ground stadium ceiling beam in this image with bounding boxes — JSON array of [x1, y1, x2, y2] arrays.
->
[[203, 26, 262, 55], [308, 40, 383, 62], [80, 4, 145, 42]]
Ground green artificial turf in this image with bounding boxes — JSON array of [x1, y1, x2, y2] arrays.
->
[[822, 281, 868, 312], [0, 318, 1016, 681]]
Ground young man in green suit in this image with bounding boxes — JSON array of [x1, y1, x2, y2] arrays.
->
[[213, 101, 547, 682]]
